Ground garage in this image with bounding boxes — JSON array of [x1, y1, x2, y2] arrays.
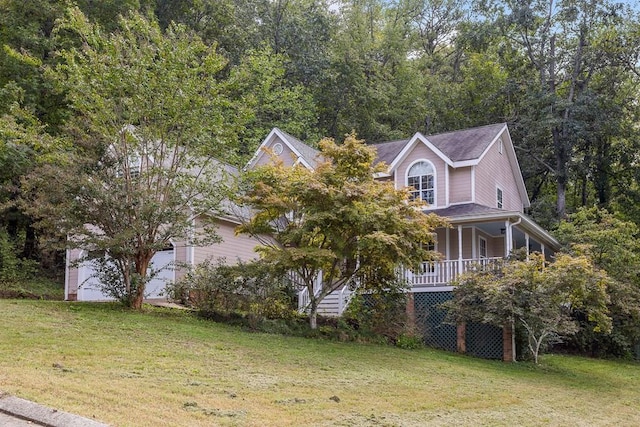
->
[[76, 248, 175, 301]]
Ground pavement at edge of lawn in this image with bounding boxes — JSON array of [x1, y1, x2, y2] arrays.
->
[[0, 392, 110, 427]]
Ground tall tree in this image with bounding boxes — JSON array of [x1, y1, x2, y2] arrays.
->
[[238, 133, 447, 329], [555, 208, 640, 356], [25, 9, 238, 308], [478, 0, 640, 219]]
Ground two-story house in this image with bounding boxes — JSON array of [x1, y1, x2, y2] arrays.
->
[[249, 123, 559, 294]]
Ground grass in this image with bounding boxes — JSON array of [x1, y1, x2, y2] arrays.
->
[[0, 277, 64, 300], [1, 300, 639, 426]]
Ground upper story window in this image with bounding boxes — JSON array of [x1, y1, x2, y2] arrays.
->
[[497, 187, 503, 209], [407, 161, 435, 205]]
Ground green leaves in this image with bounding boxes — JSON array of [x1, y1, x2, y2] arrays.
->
[[448, 252, 612, 362]]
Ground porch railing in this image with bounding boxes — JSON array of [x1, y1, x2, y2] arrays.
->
[[404, 257, 503, 287], [294, 270, 323, 313]]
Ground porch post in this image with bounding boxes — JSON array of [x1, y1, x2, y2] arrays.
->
[[445, 228, 450, 260], [541, 243, 545, 258], [458, 225, 463, 273], [504, 220, 510, 257], [525, 232, 530, 260]]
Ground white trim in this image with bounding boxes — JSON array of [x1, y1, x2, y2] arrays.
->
[[457, 225, 463, 275], [504, 220, 511, 256], [405, 158, 437, 207], [389, 133, 454, 171], [246, 128, 314, 170], [479, 235, 487, 258], [445, 228, 450, 260], [502, 127, 530, 208]]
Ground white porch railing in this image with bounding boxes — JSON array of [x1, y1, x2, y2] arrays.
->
[[404, 257, 503, 287], [295, 270, 323, 313]]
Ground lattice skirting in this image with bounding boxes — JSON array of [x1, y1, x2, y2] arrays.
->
[[413, 291, 504, 360]]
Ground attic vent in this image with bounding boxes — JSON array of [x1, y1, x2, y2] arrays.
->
[[273, 142, 284, 155]]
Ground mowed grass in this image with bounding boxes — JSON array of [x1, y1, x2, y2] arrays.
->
[[1, 300, 639, 427]]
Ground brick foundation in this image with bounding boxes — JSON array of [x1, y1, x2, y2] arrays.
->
[[457, 322, 466, 354], [503, 323, 515, 362]]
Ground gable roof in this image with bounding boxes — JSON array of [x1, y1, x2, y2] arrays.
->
[[246, 128, 319, 170], [380, 123, 508, 170], [426, 123, 507, 162]]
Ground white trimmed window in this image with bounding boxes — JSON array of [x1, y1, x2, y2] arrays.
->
[[497, 187, 503, 209], [407, 161, 435, 205]]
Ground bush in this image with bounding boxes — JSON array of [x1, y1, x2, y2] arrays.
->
[[167, 259, 297, 320], [0, 230, 39, 284], [344, 287, 416, 344]]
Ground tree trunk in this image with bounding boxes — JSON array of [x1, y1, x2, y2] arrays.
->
[[131, 254, 152, 309], [309, 305, 318, 330]]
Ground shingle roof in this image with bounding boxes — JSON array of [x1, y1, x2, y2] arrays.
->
[[368, 123, 507, 165], [427, 123, 506, 162], [369, 139, 410, 165], [277, 129, 320, 168], [429, 203, 508, 218]]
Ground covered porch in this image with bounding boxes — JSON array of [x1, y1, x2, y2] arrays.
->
[[409, 206, 560, 290]]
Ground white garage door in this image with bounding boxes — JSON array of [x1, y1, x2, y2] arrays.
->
[[77, 248, 175, 301]]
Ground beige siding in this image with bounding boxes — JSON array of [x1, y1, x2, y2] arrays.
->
[[255, 136, 298, 167], [475, 135, 523, 211], [193, 219, 259, 265], [395, 141, 447, 208], [449, 166, 472, 204], [434, 226, 508, 261]]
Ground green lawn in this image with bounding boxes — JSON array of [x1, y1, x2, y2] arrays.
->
[[1, 300, 638, 426]]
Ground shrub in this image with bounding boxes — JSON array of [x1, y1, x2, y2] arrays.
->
[[0, 231, 39, 284], [344, 286, 414, 344], [167, 259, 296, 320]]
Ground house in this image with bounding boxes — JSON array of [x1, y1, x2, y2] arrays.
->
[[250, 124, 560, 293], [250, 124, 560, 361], [65, 122, 559, 359]]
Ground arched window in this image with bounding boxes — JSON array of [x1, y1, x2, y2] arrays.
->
[[407, 161, 435, 205]]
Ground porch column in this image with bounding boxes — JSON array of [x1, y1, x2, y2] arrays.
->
[[445, 228, 450, 260], [458, 225, 463, 273], [525, 232, 530, 260], [504, 220, 510, 257]]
